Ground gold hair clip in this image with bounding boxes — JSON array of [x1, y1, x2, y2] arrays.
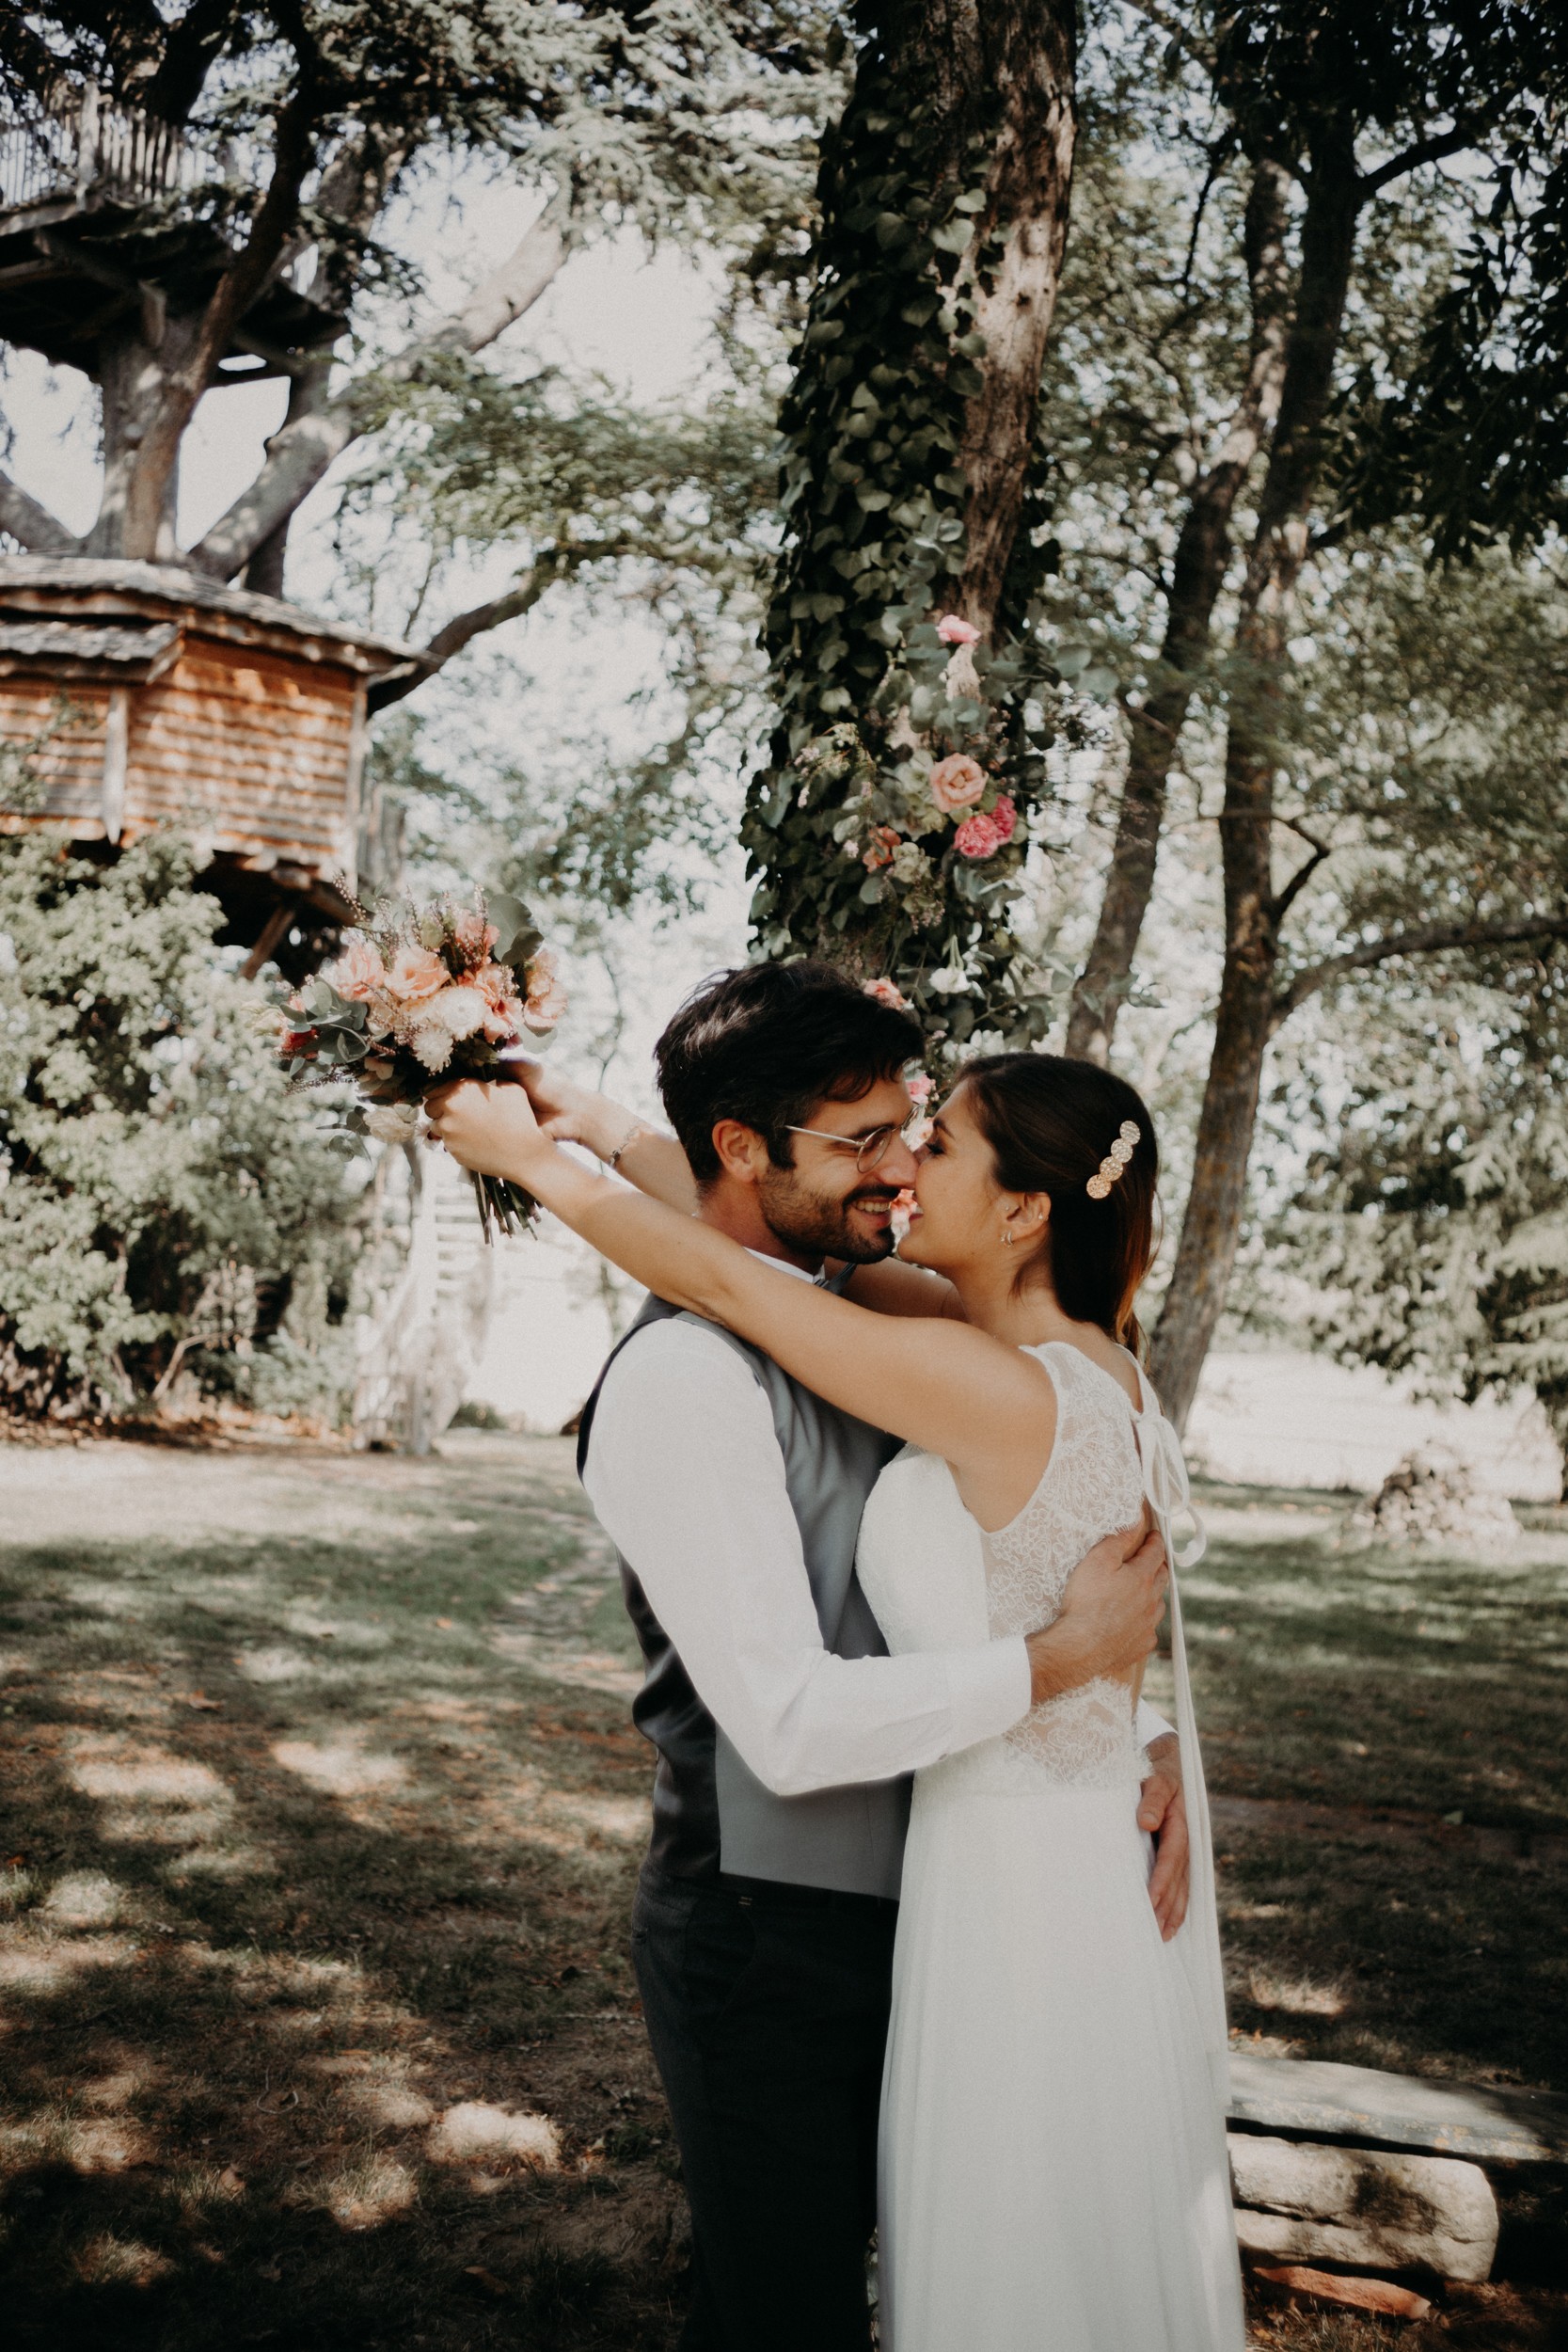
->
[[1086, 1120, 1141, 1200]]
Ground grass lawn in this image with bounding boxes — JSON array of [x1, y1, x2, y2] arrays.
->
[[1, 1438, 1565, 2349]]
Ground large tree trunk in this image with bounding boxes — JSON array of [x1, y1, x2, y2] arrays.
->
[[87, 318, 200, 561], [949, 0, 1076, 630], [1150, 131, 1364, 1428], [1066, 159, 1291, 1063], [743, 0, 1080, 1043]]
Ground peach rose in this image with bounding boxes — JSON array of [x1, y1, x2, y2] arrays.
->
[[863, 826, 901, 871], [928, 754, 987, 814], [955, 811, 1005, 860], [935, 613, 981, 646], [384, 942, 451, 1005], [475, 959, 525, 1041], [863, 977, 910, 1009], [326, 933, 388, 1000]]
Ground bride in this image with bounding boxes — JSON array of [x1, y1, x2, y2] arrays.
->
[[429, 1048, 1244, 2351]]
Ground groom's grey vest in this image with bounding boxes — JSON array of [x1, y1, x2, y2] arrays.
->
[[577, 1290, 911, 1899]]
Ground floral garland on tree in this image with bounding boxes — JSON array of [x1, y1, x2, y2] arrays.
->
[[742, 11, 1100, 1067]]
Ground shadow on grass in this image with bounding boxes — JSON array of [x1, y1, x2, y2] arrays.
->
[[5, 1449, 1568, 2351], [0, 1438, 682, 2351]]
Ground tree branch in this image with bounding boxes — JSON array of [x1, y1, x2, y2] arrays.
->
[[1268, 817, 1333, 924], [1272, 912, 1568, 1032], [367, 573, 550, 713], [366, 532, 643, 712], [0, 469, 83, 555], [1358, 122, 1480, 199], [1119, 0, 1215, 73], [188, 187, 575, 582]]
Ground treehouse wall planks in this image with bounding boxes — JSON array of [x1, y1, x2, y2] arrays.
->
[[0, 557, 417, 937]]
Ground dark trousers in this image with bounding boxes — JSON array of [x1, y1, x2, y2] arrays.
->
[[631, 1861, 898, 2352]]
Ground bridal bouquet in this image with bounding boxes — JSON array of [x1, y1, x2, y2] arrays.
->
[[272, 889, 565, 1239]]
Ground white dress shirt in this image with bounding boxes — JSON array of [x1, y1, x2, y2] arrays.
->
[[583, 1257, 1173, 1799]]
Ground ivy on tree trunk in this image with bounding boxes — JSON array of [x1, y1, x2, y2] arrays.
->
[[745, 0, 1079, 1065]]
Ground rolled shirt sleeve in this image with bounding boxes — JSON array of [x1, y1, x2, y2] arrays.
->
[[583, 1317, 1032, 1798]]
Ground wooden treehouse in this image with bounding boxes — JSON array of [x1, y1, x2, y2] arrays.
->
[[0, 85, 419, 967], [0, 557, 418, 969], [0, 80, 341, 442]]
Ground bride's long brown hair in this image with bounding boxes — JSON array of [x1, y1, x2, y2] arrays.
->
[[958, 1055, 1160, 1353]]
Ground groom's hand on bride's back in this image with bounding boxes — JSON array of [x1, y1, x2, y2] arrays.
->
[[1023, 1522, 1167, 1708]]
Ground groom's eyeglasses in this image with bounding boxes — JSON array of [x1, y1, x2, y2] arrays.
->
[[784, 1120, 918, 1174]]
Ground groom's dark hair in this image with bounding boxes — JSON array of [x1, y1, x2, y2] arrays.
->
[[656, 961, 924, 1184]]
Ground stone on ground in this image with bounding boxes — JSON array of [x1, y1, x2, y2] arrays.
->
[[1346, 1445, 1518, 1552], [1230, 2133, 1497, 2280]]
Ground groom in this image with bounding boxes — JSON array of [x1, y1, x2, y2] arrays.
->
[[447, 962, 1182, 2352]]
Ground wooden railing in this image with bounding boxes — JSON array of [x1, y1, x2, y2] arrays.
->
[[0, 82, 216, 217]]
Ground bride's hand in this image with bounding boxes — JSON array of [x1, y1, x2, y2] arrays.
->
[[425, 1078, 551, 1180], [503, 1055, 599, 1149]]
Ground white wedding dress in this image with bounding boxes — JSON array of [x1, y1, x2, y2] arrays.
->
[[856, 1343, 1245, 2352]]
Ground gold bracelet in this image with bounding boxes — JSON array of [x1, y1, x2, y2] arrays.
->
[[606, 1120, 651, 1171]]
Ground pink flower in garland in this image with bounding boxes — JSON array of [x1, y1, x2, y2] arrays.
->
[[955, 810, 1005, 860], [928, 753, 987, 813], [991, 794, 1017, 843], [936, 613, 981, 646], [863, 826, 901, 870], [863, 977, 911, 1009]]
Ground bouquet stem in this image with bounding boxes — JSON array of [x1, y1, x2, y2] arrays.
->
[[470, 1170, 540, 1243]]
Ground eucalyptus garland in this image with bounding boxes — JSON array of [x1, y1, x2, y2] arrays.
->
[[743, 5, 1085, 1064]]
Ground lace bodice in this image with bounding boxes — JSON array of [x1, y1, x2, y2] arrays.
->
[[857, 1343, 1155, 1792]]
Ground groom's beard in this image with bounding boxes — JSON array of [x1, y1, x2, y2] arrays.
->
[[755, 1164, 901, 1264]]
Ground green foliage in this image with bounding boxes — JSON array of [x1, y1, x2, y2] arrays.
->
[[1284, 972, 1568, 1486], [1340, 10, 1568, 558], [1, 1, 838, 266], [343, 364, 779, 913], [0, 833, 360, 1422], [1259, 546, 1568, 1476], [742, 6, 1076, 1060]]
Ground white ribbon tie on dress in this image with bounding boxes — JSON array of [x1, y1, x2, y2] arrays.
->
[[1127, 1371, 1229, 2102], [1130, 1399, 1207, 1569]]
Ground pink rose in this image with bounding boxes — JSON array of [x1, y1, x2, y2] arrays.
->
[[325, 934, 388, 1001], [863, 977, 911, 1010], [522, 947, 568, 1033], [384, 942, 450, 1006], [936, 614, 981, 646], [928, 754, 987, 814], [955, 811, 1005, 860], [863, 826, 901, 871], [907, 1073, 933, 1104], [991, 794, 1017, 843]]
